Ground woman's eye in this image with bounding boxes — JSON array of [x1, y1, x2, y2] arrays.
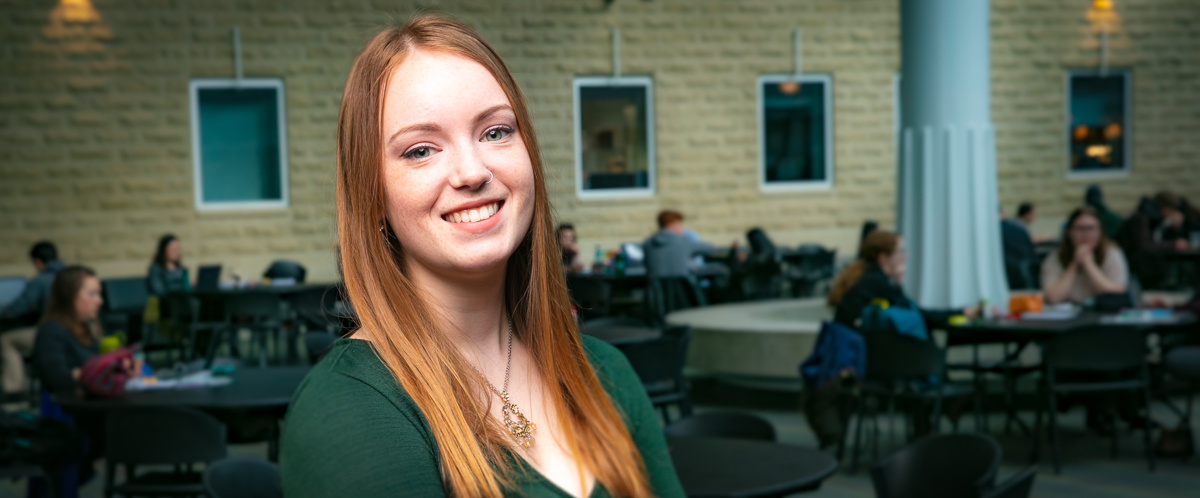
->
[[483, 127, 512, 142], [403, 146, 432, 159]]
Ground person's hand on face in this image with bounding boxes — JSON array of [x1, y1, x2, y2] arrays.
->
[[1074, 243, 1096, 268], [380, 50, 536, 278]]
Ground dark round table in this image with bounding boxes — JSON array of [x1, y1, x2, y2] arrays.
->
[[668, 436, 838, 498], [580, 325, 661, 346], [55, 366, 310, 460]]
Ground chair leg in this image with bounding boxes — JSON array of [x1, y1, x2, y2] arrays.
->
[[1142, 382, 1157, 472], [851, 393, 867, 472], [1047, 387, 1062, 474], [836, 393, 856, 463], [1031, 383, 1043, 464]]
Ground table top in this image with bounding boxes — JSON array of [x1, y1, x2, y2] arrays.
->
[[668, 436, 838, 498], [947, 310, 1196, 344], [580, 325, 660, 346], [55, 366, 310, 412], [193, 283, 337, 296]]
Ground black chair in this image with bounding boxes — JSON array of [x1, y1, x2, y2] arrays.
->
[[105, 406, 227, 498], [1032, 327, 1155, 474], [165, 292, 226, 361], [580, 316, 649, 329], [289, 284, 342, 334], [871, 433, 1036, 498], [840, 332, 978, 471], [304, 332, 340, 364], [213, 292, 284, 368], [565, 276, 612, 322], [100, 278, 148, 344], [646, 277, 706, 327], [786, 244, 837, 298], [1164, 345, 1200, 422], [262, 260, 306, 284], [203, 458, 281, 498], [664, 411, 776, 441], [620, 325, 692, 423]]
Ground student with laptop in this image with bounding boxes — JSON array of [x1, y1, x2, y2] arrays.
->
[[0, 241, 64, 399], [146, 234, 190, 297]]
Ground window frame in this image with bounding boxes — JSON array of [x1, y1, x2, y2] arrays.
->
[[188, 78, 290, 211], [757, 73, 834, 193], [1064, 69, 1131, 180], [572, 75, 657, 199]]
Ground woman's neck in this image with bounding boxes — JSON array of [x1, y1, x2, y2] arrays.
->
[[405, 261, 509, 355]]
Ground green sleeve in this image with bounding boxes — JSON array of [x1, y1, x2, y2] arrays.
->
[[581, 336, 687, 498], [280, 367, 446, 498]]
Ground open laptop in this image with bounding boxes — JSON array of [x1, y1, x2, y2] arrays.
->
[[196, 265, 222, 292], [0, 277, 25, 309]]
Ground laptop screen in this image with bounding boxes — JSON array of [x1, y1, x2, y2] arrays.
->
[[0, 277, 26, 309], [196, 265, 222, 292]]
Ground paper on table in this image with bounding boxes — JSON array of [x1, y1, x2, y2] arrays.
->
[[124, 370, 233, 392], [1021, 304, 1079, 321]]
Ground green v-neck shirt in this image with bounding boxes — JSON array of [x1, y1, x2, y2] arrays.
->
[[279, 335, 686, 497]]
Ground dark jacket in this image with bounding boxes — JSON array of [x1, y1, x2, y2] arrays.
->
[[0, 260, 64, 324], [33, 319, 99, 394], [1001, 219, 1037, 289], [147, 262, 188, 297], [833, 264, 957, 330], [643, 229, 714, 279]]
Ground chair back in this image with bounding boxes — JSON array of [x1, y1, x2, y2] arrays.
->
[[871, 433, 1000, 498], [290, 285, 341, 332], [102, 277, 148, 313], [203, 458, 281, 498], [1164, 346, 1200, 381], [105, 406, 227, 465], [581, 316, 649, 329], [664, 411, 775, 441], [863, 331, 944, 381], [263, 260, 306, 284], [565, 276, 612, 321], [620, 326, 691, 388], [1043, 327, 1144, 372], [647, 277, 706, 325], [225, 292, 283, 322]]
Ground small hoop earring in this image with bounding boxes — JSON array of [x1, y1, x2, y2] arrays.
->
[[484, 169, 493, 185]]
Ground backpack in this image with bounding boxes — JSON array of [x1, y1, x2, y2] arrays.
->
[[799, 321, 865, 449], [0, 410, 82, 466], [860, 298, 929, 341], [78, 345, 139, 398]]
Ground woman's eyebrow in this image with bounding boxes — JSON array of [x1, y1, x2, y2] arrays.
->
[[474, 104, 513, 125], [387, 122, 441, 147]]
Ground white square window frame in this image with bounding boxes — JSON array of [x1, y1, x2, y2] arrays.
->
[[572, 76, 656, 199], [757, 73, 834, 193], [1064, 69, 1131, 180], [189, 78, 290, 211]]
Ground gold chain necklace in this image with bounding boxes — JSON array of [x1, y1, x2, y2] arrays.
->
[[471, 317, 537, 448]]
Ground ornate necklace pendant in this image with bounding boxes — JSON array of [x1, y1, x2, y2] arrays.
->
[[500, 393, 537, 448]]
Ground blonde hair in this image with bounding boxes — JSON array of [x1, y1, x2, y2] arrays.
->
[[335, 14, 652, 498]]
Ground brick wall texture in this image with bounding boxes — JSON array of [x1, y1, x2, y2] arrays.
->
[[2, 0, 1198, 281]]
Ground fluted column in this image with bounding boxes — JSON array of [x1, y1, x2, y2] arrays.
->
[[897, 0, 1009, 309]]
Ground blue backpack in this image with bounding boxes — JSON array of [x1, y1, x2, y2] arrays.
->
[[800, 321, 866, 390], [860, 298, 929, 341]]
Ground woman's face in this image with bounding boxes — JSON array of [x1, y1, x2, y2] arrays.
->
[[879, 238, 907, 284], [380, 49, 535, 278], [165, 239, 181, 264], [75, 276, 103, 321], [1068, 213, 1101, 248]]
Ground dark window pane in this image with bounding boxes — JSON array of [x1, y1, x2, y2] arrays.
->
[[579, 85, 649, 190], [1068, 73, 1127, 172], [198, 87, 283, 202], [763, 80, 826, 183]]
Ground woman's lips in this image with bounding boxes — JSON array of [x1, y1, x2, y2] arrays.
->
[[442, 201, 501, 224]]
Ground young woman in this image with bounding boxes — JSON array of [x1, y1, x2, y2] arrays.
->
[[147, 234, 188, 297], [1041, 207, 1128, 305], [280, 15, 683, 498], [33, 266, 104, 395], [827, 230, 978, 329]]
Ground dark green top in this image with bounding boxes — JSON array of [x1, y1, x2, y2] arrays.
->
[[280, 335, 685, 498]]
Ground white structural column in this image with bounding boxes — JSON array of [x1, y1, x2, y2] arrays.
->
[[897, 0, 1008, 309]]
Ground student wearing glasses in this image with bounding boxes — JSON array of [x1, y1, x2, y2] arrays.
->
[[1041, 206, 1129, 305], [279, 15, 683, 498]]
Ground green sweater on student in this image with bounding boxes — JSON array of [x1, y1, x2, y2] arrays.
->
[[280, 335, 685, 498]]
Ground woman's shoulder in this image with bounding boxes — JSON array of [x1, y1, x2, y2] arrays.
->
[[35, 319, 70, 338], [579, 334, 645, 405], [288, 339, 427, 423]]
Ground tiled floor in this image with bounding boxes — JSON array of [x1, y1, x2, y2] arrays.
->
[[2, 393, 1198, 497]]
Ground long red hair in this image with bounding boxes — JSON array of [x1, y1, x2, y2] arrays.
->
[[335, 14, 652, 498]]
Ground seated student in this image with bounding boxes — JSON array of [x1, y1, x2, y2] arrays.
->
[[0, 241, 64, 399], [827, 230, 978, 330], [1085, 184, 1123, 239], [147, 234, 189, 297], [1001, 207, 1038, 289], [556, 224, 584, 273], [643, 210, 715, 278], [1042, 207, 1129, 305], [1116, 191, 1190, 288]]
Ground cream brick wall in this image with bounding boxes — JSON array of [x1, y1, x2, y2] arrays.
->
[[1, 0, 1196, 281]]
